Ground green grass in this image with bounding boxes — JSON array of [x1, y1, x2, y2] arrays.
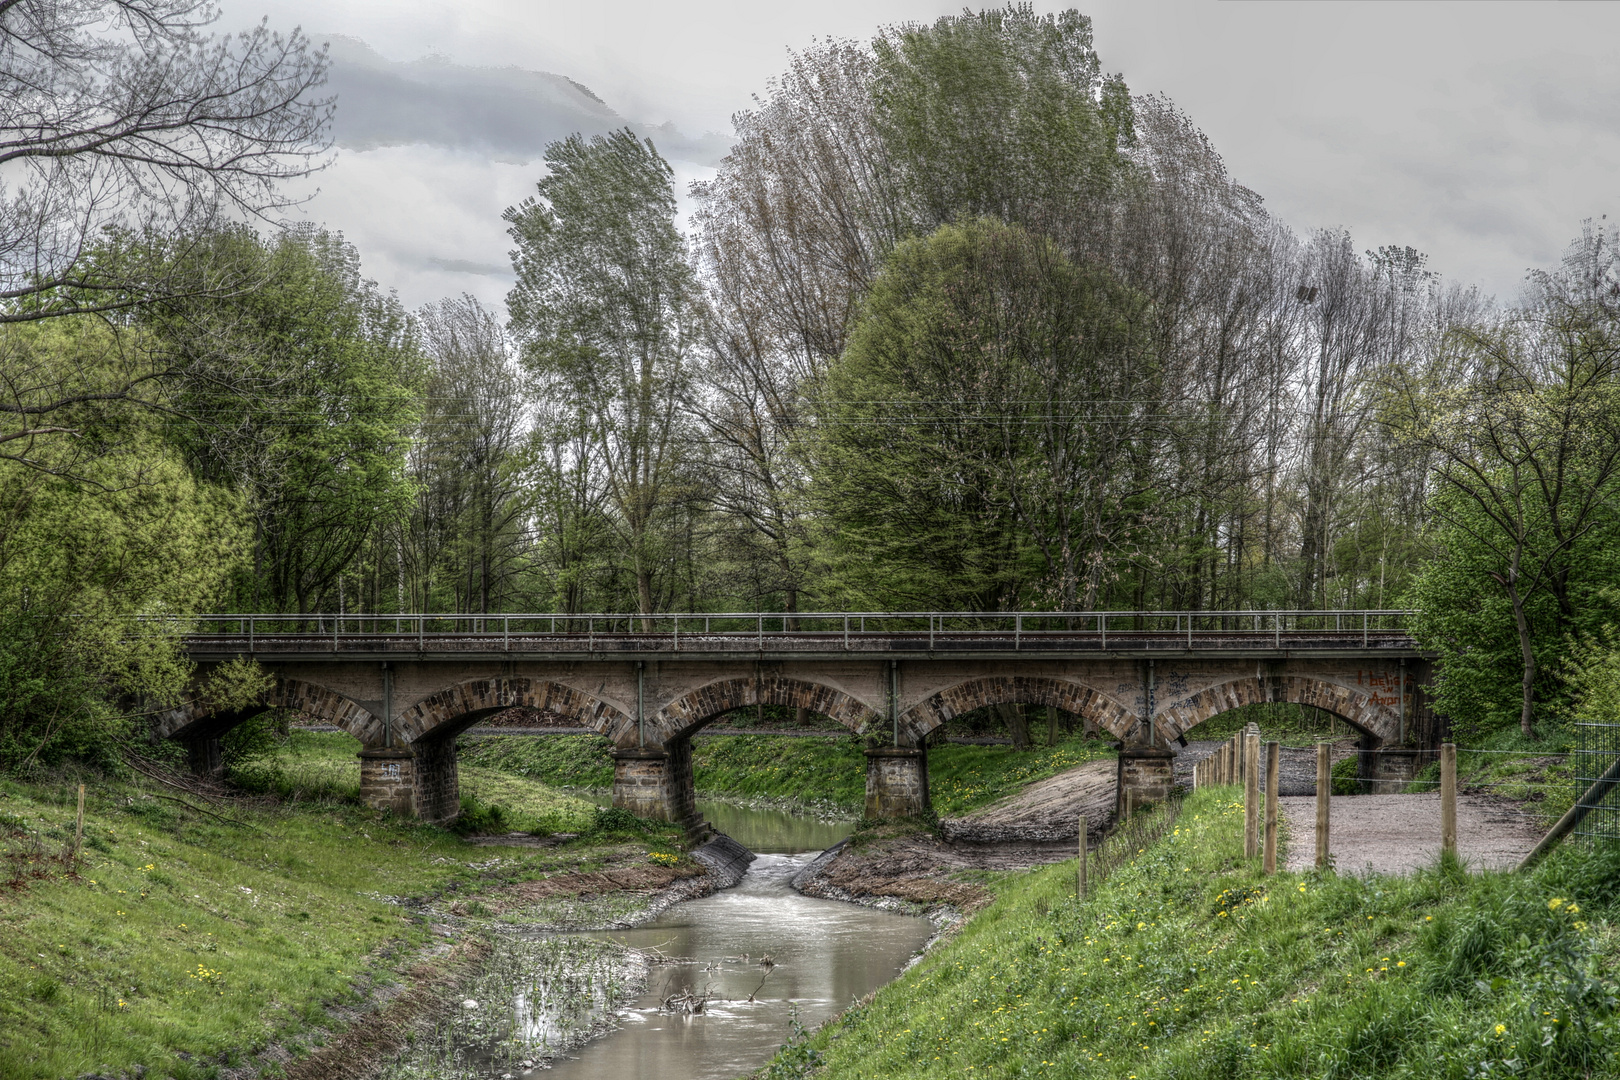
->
[[242, 731, 598, 833], [762, 787, 1620, 1079], [459, 732, 1117, 817], [1400, 726, 1583, 828], [0, 756, 675, 1079]]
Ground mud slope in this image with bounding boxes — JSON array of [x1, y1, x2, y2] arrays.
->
[[940, 757, 1116, 844]]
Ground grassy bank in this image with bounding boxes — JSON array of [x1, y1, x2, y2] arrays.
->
[[762, 787, 1620, 1079], [243, 730, 598, 833], [0, 757, 682, 1080], [458, 732, 1115, 817]]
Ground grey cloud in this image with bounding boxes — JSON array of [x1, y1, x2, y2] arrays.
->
[[428, 256, 512, 277], [320, 35, 733, 165]]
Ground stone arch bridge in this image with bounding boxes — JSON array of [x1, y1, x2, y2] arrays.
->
[[162, 611, 1435, 829]]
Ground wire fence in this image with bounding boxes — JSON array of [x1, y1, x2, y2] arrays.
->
[[1573, 721, 1620, 844]]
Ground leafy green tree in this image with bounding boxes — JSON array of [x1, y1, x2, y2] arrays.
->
[[873, 6, 1134, 250], [809, 217, 1154, 610], [0, 320, 247, 765], [506, 130, 702, 619], [153, 226, 424, 614]]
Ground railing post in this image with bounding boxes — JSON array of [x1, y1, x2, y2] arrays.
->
[[1244, 727, 1260, 859], [1440, 742, 1458, 857], [1316, 740, 1331, 870], [844, 615, 849, 651], [1015, 613, 1021, 650], [248, 616, 254, 654], [503, 616, 509, 652], [1264, 740, 1280, 874], [1077, 814, 1088, 899]]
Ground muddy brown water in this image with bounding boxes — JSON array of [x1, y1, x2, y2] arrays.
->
[[513, 802, 931, 1079]]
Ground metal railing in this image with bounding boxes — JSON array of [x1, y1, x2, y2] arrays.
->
[[177, 609, 1418, 653]]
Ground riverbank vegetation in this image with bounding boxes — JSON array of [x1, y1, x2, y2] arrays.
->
[[0, 765, 685, 1080], [762, 786, 1620, 1079]]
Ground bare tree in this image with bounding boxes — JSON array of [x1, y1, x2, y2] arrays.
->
[[0, 0, 331, 469]]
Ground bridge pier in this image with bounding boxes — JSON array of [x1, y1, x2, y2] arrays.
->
[[611, 741, 705, 834], [1116, 745, 1175, 816], [865, 746, 930, 818], [183, 734, 223, 779], [357, 742, 461, 824]]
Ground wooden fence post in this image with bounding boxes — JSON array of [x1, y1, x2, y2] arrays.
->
[[1316, 740, 1331, 870], [1264, 740, 1280, 874], [73, 784, 84, 859], [1078, 814, 1088, 899], [1440, 742, 1457, 857], [1244, 729, 1260, 859]]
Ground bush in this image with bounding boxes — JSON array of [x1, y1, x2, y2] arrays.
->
[[589, 805, 648, 835], [1331, 755, 1360, 795]]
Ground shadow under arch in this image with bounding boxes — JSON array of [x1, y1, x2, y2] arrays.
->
[[1154, 675, 1397, 744], [651, 676, 880, 745], [393, 677, 634, 745], [154, 677, 380, 745], [898, 675, 1141, 745]]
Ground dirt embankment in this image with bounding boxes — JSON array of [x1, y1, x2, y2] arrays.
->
[[795, 759, 1117, 914]]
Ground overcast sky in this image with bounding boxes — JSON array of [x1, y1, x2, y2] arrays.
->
[[224, 0, 1620, 312]]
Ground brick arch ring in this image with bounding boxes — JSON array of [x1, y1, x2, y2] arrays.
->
[[153, 677, 379, 744], [1154, 675, 1398, 744], [897, 675, 1143, 745], [393, 677, 633, 745], [650, 676, 881, 745]]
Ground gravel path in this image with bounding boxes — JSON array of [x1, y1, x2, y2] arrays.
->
[[1279, 793, 1544, 875]]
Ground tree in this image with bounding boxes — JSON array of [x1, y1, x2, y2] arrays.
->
[[0, 1, 331, 478], [153, 227, 423, 614], [1400, 224, 1620, 737], [872, 5, 1134, 251], [809, 217, 1154, 610], [506, 129, 701, 620], [408, 296, 531, 614]]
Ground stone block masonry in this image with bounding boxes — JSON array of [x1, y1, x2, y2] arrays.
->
[[865, 746, 930, 819], [359, 747, 415, 817]]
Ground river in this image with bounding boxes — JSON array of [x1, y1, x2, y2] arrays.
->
[[528, 802, 934, 1079]]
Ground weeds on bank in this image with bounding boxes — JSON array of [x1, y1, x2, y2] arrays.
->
[[764, 786, 1620, 1080], [0, 744, 674, 1080], [375, 936, 640, 1079]]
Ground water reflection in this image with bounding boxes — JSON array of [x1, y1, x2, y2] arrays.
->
[[576, 791, 854, 854], [531, 853, 934, 1080]]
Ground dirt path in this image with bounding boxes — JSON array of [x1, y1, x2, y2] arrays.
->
[[1278, 793, 1544, 875], [941, 758, 1117, 843]]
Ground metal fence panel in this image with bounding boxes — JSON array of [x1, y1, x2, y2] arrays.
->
[[1574, 721, 1620, 843]]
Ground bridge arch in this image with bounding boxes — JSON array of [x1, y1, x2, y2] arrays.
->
[[1154, 675, 1398, 743], [651, 676, 880, 745], [898, 675, 1141, 745], [154, 677, 380, 745], [393, 677, 634, 745]]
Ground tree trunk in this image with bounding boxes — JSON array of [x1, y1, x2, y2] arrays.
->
[[1507, 581, 1537, 739], [1046, 707, 1059, 746], [997, 703, 1028, 751]]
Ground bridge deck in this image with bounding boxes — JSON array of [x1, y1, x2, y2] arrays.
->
[[183, 630, 1425, 660]]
